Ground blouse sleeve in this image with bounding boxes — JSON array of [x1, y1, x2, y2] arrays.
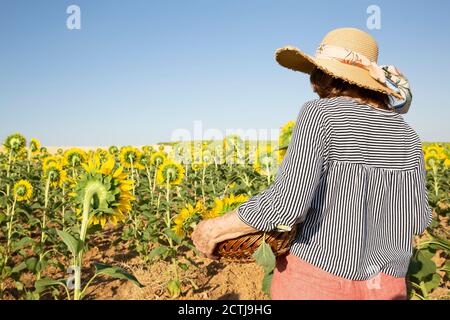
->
[[413, 150, 433, 235], [237, 100, 328, 232]]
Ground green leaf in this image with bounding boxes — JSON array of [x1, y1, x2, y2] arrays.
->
[[15, 281, 24, 291], [178, 263, 189, 271], [56, 229, 81, 256], [11, 237, 34, 251], [94, 263, 144, 288], [408, 248, 438, 287], [424, 273, 441, 292], [262, 272, 273, 297], [11, 262, 27, 274], [252, 241, 276, 275], [415, 250, 436, 278], [167, 279, 181, 298], [35, 278, 66, 294], [164, 229, 183, 244], [148, 246, 169, 261], [25, 257, 38, 272]]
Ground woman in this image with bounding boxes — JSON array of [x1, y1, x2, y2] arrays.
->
[[192, 28, 432, 300]]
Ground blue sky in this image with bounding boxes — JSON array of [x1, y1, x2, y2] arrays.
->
[[1, 0, 449, 146]]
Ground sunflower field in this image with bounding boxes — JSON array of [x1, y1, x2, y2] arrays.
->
[[0, 123, 448, 300]]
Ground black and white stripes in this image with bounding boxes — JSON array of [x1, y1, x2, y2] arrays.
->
[[237, 96, 433, 280]]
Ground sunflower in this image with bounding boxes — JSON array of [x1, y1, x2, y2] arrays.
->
[[64, 148, 87, 167], [157, 160, 185, 186], [120, 146, 142, 168], [424, 144, 445, 157], [108, 145, 119, 155], [142, 145, 154, 154], [40, 147, 48, 156], [75, 155, 135, 228], [13, 180, 33, 202], [253, 145, 280, 177], [191, 149, 213, 171], [424, 153, 439, 170], [42, 156, 62, 171], [44, 163, 67, 188], [4, 133, 27, 153], [445, 158, 450, 169], [29, 138, 41, 155], [172, 201, 204, 237], [203, 194, 249, 219], [139, 152, 152, 168], [150, 151, 167, 168], [278, 120, 295, 158], [423, 144, 448, 170]]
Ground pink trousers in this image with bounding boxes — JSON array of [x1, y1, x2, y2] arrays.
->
[[270, 254, 407, 300]]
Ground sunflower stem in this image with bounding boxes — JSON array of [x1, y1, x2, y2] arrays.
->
[[41, 175, 51, 244], [36, 175, 51, 281], [201, 165, 206, 205], [265, 163, 271, 186], [145, 165, 154, 206], [432, 164, 440, 197], [153, 165, 158, 192], [4, 197, 17, 268], [165, 180, 172, 230], [74, 181, 100, 300], [5, 150, 13, 217], [61, 185, 66, 229], [130, 158, 135, 196], [27, 147, 31, 173]]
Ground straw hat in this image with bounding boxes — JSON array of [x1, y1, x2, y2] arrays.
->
[[275, 28, 403, 99]]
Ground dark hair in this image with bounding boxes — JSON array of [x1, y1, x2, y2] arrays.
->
[[310, 68, 391, 111]]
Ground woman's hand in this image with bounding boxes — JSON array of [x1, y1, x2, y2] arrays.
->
[[192, 210, 258, 260]]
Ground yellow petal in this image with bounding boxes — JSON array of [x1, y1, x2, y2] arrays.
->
[[113, 166, 124, 178], [101, 156, 115, 175]]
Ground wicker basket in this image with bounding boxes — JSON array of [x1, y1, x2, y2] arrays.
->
[[214, 225, 298, 263]]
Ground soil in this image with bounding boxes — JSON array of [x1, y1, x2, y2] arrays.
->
[[80, 231, 267, 300], [4, 225, 448, 300], [2, 225, 267, 300]]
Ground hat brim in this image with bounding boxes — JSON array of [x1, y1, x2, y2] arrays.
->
[[275, 46, 403, 99]]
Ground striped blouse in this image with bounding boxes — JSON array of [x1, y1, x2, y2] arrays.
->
[[237, 96, 433, 280]]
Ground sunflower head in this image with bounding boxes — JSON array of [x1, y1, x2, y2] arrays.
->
[[4, 133, 27, 153], [30, 138, 41, 155], [157, 160, 185, 186], [64, 148, 87, 167], [150, 151, 167, 168], [172, 201, 204, 237], [40, 147, 49, 156], [44, 163, 67, 188], [108, 145, 119, 155], [203, 194, 249, 219], [158, 145, 165, 152], [139, 152, 152, 168], [278, 120, 295, 158], [444, 158, 450, 169], [120, 147, 141, 168], [75, 156, 135, 228], [42, 156, 62, 171], [13, 180, 33, 202], [142, 145, 154, 154]]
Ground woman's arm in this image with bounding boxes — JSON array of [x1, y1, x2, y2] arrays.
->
[[192, 101, 328, 259], [192, 210, 258, 259]]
